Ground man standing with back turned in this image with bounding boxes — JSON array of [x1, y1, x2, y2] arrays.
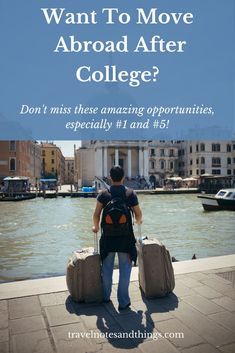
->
[[92, 166, 142, 310]]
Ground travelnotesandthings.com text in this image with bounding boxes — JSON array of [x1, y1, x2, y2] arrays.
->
[[68, 330, 184, 341]]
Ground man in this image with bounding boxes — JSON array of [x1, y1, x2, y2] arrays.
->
[[92, 165, 142, 310]]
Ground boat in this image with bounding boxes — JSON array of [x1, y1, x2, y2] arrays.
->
[[0, 193, 36, 202], [198, 188, 235, 211], [0, 176, 36, 202], [39, 178, 57, 191], [42, 190, 57, 199], [39, 178, 58, 198]]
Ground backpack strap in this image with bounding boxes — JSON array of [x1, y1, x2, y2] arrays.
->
[[125, 187, 134, 223], [103, 186, 132, 199], [102, 186, 133, 206]]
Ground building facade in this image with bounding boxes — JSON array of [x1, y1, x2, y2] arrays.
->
[[75, 141, 149, 186], [64, 157, 75, 184], [232, 140, 235, 176], [75, 145, 95, 187], [74, 140, 235, 187], [186, 141, 235, 177], [41, 143, 65, 184], [148, 141, 184, 182], [0, 141, 42, 185]]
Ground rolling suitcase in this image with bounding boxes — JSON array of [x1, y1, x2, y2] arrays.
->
[[66, 233, 103, 303], [137, 227, 175, 298]]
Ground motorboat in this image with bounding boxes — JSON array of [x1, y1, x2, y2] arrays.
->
[[198, 188, 235, 211]]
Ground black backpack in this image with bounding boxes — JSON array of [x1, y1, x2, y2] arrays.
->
[[101, 188, 133, 237]]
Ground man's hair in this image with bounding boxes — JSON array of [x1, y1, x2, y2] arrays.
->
[[110, 165, 124, 182]]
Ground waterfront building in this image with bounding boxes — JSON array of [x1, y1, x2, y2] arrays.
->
[[74, 140, 182, 186], [185, 141, 235, 177], [41, 142, 65, 184], [74, 140, 235, 187], [148, 140, 185, 184], [74, 140, 149, 187], [232, 140, 235, 176], [64, 157, 75, 184], [74, 143, 95, 187], [0, 141, 42, 185]]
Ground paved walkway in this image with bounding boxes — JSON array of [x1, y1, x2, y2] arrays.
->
[[0, 257, 235, 353]]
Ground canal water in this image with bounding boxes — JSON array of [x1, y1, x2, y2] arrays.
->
[[0, 194, 234, 283]]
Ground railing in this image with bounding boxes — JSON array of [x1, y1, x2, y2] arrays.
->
[[94, 176, 110, 190]]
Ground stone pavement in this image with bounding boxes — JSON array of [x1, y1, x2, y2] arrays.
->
[[0, 263, 235, 353]]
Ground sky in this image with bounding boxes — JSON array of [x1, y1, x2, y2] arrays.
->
[[41, 141, 81, 157]]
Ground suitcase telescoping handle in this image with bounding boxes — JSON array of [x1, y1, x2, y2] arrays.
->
[[93, 232, 99, 254], [137, 224, 143, 244]]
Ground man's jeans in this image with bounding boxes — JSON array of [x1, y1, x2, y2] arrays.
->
[[102, 252, 132, 308]]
